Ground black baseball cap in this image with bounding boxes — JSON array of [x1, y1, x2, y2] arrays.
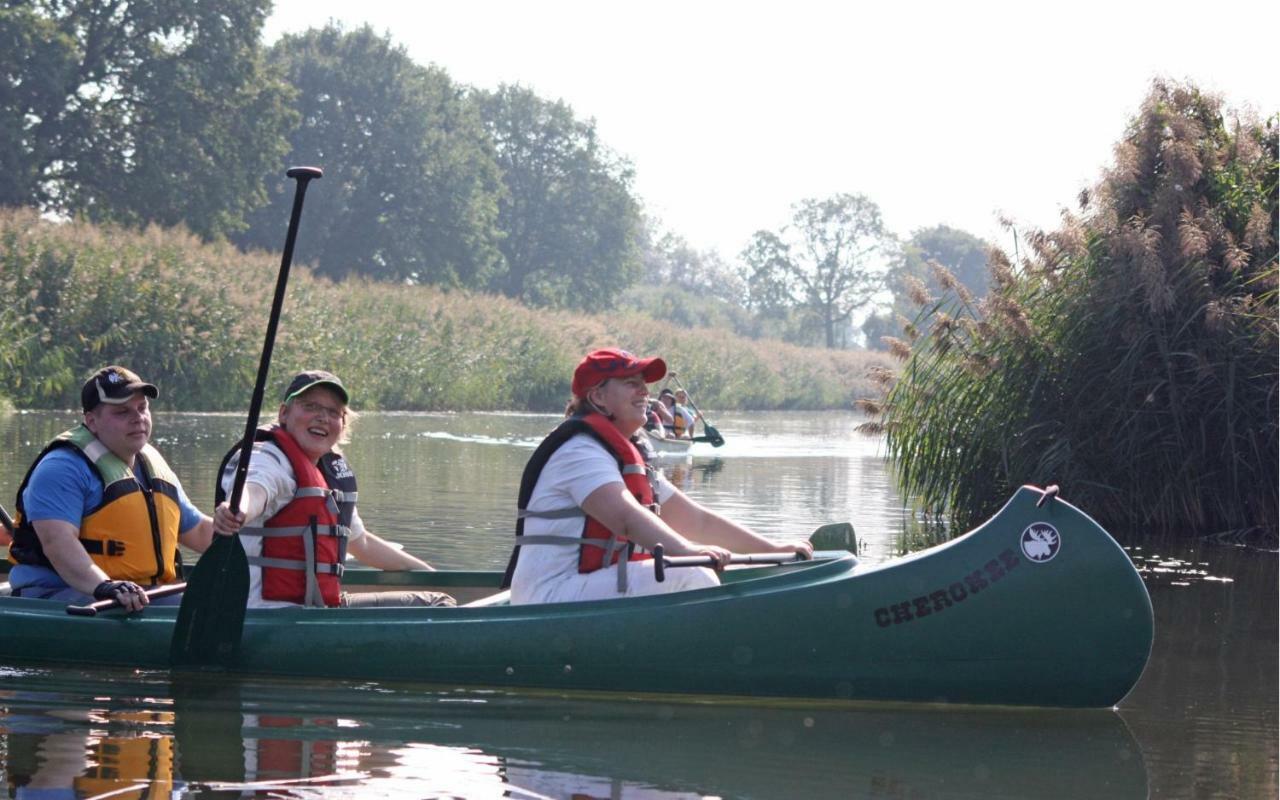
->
[[283, 370, 350, 404], [81, 366, 158, 412]]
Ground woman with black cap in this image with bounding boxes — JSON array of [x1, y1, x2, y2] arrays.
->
[[212, 370, 453, 608], [504, 348, 811, 604]]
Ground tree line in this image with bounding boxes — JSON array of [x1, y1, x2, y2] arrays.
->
[[1, 0, 983, 346]]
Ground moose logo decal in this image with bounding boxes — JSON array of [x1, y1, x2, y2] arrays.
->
[[1020, 523, 1061, 563]]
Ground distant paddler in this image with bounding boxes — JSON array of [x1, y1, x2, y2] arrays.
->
[[6, 366, 219, 611], [503, 347, 811, 604]]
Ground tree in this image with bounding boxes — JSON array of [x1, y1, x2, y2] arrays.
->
[[863, 225, 992, 348], [476, 84, 643, 309], [741, 194, 898, 348], [0, 0, 294, 237], [237, 24, 504, 286], [640, 221, 745, 302]]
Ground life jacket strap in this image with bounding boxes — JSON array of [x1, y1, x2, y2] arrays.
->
[[512, 534, 632, 592], [78, 538, 129, 556], [517, 507, 585, 520], [238, 525, 350, 539], [246, 556, 346, 577]]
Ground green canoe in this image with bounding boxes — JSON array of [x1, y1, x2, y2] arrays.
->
[[0, 486, 1153, 708]]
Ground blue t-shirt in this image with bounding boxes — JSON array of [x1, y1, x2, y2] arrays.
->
[[12, 448, 202, 591], [22, 448, 202, 531]]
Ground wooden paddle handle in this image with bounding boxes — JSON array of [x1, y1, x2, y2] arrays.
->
[[66, 582, 189, 617]]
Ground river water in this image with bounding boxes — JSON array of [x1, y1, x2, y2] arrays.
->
[[0, 409, 1274, 799]]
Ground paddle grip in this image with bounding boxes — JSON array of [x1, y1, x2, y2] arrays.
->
[[653, 544, 665, 583], [228, 166, 323, 513], [65, 582, 189, 616]]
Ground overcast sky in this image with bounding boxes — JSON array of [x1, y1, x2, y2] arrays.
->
[[264, 0, 1278, 259]]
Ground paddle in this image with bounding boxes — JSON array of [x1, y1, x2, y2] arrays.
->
[[650, 520, 857, 582], [808, 521, 858, 555], [651, 544, 807, 582], [66, 582, 188, 616], [666, 373, 724, 447], [171, 166, 323, 668]]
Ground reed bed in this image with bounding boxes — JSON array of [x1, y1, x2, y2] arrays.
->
[[0, 208, 891, 412], [866, 81, 1277, 538]]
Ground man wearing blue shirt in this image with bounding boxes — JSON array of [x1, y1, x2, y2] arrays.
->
[[7, 366, 216, 611]]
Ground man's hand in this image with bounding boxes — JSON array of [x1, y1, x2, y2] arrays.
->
[[93, 580, 148, 612]]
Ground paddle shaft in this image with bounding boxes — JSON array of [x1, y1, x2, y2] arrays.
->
[[227, 166, 322, 513], [66, 582, 188, 617], [171, 166, 320, 669], [651, 544, 802, 582]]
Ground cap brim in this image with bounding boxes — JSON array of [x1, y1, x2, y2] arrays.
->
[[639, 357, 667, 384], [286, 380, 350, 405], [97, 382, 158, 404]]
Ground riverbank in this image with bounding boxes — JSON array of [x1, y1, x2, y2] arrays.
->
[[0, 210, 890, 412]]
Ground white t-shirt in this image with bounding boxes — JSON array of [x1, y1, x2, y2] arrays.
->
[[220, 441, 366, 608], [509, 434, 717, 604]]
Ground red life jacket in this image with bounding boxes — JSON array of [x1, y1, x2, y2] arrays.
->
[[501, 413, 658, 591], [216, 426, 354, 607], [249, 715, 339, 781]]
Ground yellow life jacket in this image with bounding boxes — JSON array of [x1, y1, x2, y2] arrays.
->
[[73, 727, 175, 800], [672, 409, 688, 437], [9, 425, 184, 584]]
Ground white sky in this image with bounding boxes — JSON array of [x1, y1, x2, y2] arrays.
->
[[264, 0, 1278, 259]]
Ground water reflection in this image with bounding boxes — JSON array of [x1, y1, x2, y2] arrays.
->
[[0, 670, 1149, 800]]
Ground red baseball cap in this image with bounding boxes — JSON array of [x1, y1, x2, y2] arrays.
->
[[571, 348, 667, 398]]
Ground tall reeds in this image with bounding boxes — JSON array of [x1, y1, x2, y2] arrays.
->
[[867, 81, 1277, 538], [0, 209, 892, 413]]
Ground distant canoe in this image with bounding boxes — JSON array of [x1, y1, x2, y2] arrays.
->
[[0, 486, 1152, 708], [646, 433, 693, 456]]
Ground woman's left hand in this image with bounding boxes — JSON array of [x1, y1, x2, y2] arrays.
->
[[773, 541, 814, 560]]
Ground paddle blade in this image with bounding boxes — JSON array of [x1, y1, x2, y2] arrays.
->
[[809, 522, 857, 555], [703, 424, 725, 447], [171, 534, 249, 668]]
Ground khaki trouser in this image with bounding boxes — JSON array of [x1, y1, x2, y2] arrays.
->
[[339, 590, 456, 608]]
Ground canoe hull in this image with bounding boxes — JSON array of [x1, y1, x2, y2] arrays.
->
[[0, 487, 1152, 707]]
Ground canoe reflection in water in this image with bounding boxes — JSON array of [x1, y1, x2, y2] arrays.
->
[[0, 671, 1149, 799]]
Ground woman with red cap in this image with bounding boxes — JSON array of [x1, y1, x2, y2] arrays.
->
[[503, 348, 812, 604]]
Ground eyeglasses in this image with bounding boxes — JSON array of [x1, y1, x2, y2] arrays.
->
[[296, 400, 344, 420]]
